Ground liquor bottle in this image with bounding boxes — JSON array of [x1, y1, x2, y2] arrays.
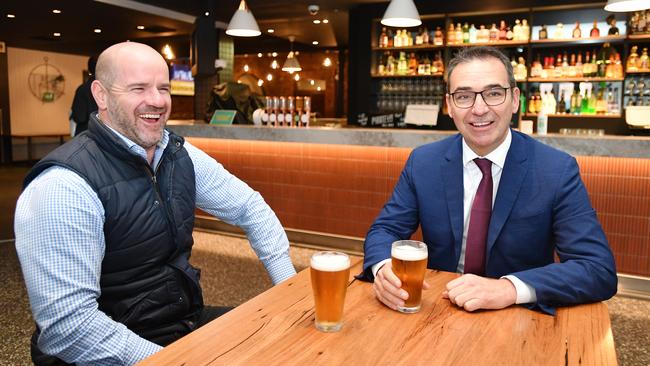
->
[[447, 23, 456, 44], [530, 54, 543, 77], [434, 26, 444, 45], [407, 29, 414, 46], [286, 97, 295, 127], [554, 53, 563, 78], [433, 51, 444, 74], [553, 23, 565, 39], [301, 96, 311, 127], [415, 27, 424, 45], [640, 47, 649, 69], [294, 97, 303, 126], [528, 89, 537, 114], [572, 21, 582, 38], [568, 53, 577, 77], [397, 51, 408, 75], [455, 23, 463, 44], [422, 54, 432, 75], [513, 19, 522, 40], [627, 45, 640, 71], [613, 53, 623, 78], [417, 55, 426, 75], [595, 87, 607, 115], [408, 52, 417, 75], [562, 52, 570, 77], [377, 53, 386, 75], [575, 53, 583, 77], [478, 25, 489, 43], [521, 19, 530, 40], [277, 96, 286, 126], [539, 24, 548, 40], [590, 49, 598, 77], [506, 27, 514, 41], [469, 24, 477, 43], [605, 54, 614, 78], [516, 57, 527, 80], [607, 15, 620, 35], [380, 27, 388, 47], [570, 87, 581, 114], [386, 28, 394, 47], [422, 27, 430, 44], [462, 23, 470, 44], [499, 20, 507, 40], [590, 20, 600, 38], [489, 23, 498, 42], [394, 29, 402, 48]]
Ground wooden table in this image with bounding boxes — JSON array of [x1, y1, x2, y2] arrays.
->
[[137, 260, 617, 365]]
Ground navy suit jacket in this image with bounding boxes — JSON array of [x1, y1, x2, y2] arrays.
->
[[362, 130, 617, 314]]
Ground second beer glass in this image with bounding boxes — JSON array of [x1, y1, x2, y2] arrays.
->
[[391, 240, 428, 313], [310, 251, 351, 332]]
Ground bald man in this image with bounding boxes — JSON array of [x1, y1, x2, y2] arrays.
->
[[15, 42, 296, 365]]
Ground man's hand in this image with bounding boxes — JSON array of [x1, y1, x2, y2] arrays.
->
[[373, 262, 430, 311], [442, 274, 516, 312]]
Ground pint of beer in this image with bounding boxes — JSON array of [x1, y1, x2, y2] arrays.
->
[[391, 240, 428, 313], [310, 251, 351, 332]]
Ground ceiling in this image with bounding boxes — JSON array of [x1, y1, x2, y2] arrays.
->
[[0, 0, 382, 57]]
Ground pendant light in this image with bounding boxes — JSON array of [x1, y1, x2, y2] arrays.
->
[[605, 0, 650, 12], [282, 36, 302, 73], [381, 0, 422, 28], [226, 0, 261, 37]]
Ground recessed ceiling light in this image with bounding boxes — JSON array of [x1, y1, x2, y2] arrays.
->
[[323, 19, 329, 24], [313, 19, 321, 24], [257, 53, 263, 57], [137, 25, 145, 30], [312, 41, 319, 45], [52, 9, 62, 14], [94, 28, 102, 33], [272, 52, 278, 57], [205, 12, 209, 16], [53, 32, 61, 37], [267, 29, 274, 33], [7, 14, 16, 18]]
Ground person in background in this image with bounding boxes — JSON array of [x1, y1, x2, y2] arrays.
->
[[361, 46, 616, 315], [70, 55, 98, 136], [15, 41, 296, 366]]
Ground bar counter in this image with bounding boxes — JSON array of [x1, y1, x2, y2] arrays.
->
[[168, 121, 650, 281], [168, 121, 650, 159]]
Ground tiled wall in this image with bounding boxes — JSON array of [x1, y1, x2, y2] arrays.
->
[[189, 137, 650, 277]]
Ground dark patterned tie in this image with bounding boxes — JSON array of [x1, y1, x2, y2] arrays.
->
[[465, 158, 493, 276]]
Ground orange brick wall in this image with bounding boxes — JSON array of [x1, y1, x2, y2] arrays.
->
[[190, 137, 650, 277]]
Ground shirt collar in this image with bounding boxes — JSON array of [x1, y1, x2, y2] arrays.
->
[[461, 128, 511, 170], [97, 113, 169, 165]]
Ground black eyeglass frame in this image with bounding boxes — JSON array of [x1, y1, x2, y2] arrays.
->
[[447, 86, 514, 109]]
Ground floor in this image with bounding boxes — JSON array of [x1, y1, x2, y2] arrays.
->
[[1, 163, 649, 365]]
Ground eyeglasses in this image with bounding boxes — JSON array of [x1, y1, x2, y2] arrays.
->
[[448, 86, 512, 109]]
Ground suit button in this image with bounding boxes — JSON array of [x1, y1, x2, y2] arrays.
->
[[179, 297, 183, 303], [154, 200, 159, 206]]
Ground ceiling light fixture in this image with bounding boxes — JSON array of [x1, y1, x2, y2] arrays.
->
[[52, 9, 62, 14], [137, 25, 145, 30], [266, 73, 273, 81], [271, 59, 279, 69], [605, 0, 650, 11], [243, 64, 250, 72], [294, 74, 300, 81], [257, 79, 264, 86], [7, 14, 16, 18], [282, 36, 302, 73], [226, 0, 261, 37], [257, 53, 263, 57], [323, 19, 329, 24], [313, 19, 321, 24], [323, 57, 332, 67], [267, 29, 274, 33], [272, 52, 278, 57], [94, 28, 102, 33], [205, 12, 209, 16], [312, 41, 319, 45], [53, 32, 61, 37], [381, 0, 422, 28]]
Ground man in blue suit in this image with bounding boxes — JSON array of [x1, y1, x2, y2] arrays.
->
[[362, 46, 617, 315]]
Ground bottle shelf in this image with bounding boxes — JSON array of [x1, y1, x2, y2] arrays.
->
[[524, 113, 622, 119], [527, 77, 624, 82], [372, 45, 444, 51], [625, 69, 650, 74], [627, 34, 650, 40], [371, 73, 444, 78], [530, 35, 626, 47], [446, 40, 529, 47]]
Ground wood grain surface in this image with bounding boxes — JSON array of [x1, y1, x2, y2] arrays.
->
[[137, 260, 617, 365]]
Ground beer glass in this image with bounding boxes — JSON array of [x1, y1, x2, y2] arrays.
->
[[391, 240, 428, 313], [310, 251, 351, 332]]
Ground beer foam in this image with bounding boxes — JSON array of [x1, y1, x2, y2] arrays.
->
[[392, 245, 428, 261], [311, 253, 350, 272]]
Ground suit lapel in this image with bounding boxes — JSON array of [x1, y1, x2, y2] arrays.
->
[[442, 135, 464, 263], [487, 131, 529, 256]]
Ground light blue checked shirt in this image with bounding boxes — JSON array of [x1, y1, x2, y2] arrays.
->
[[15, 125, 296, 365]]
